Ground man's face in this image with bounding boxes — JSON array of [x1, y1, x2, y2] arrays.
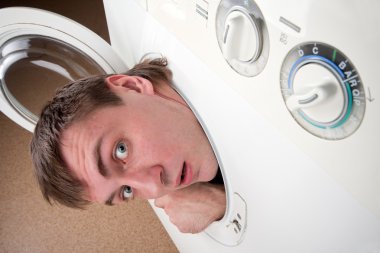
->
[[59, 76, 218, 205]]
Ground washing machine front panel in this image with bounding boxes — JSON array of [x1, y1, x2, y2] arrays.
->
[[137, 0, 380, 218], [104, 0, 380, 252], [0, 7, 127, 132]]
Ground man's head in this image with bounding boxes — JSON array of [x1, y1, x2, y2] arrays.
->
[[30, 58, 218, 208]]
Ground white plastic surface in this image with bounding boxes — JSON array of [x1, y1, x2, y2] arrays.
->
[[289, 63, 345, 122], [222, 10, 260, 62], [205, 193, 247, 246]]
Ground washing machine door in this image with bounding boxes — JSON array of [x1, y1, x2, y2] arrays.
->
[[0, 7, 127, 133]]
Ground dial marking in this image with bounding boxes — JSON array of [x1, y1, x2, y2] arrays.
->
[[279, 16, 301, 33], [332, 49, 337, 62], [367, 87, 375, 102], [343, 74, 358, 83]]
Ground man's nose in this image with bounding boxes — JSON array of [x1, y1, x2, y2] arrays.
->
[[127, 165, 167, 199]]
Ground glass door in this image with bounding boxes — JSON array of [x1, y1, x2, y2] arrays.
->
[[0, 7, 127, 132]]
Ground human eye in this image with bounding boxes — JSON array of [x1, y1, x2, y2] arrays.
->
[[121, 185, 133, 201], [114, 141, 128, 160]]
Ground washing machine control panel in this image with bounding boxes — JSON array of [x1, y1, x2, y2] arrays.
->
[[280, 42, 365, 140]]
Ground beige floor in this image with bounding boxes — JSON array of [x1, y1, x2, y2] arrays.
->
[[0, 1, 178, 252]]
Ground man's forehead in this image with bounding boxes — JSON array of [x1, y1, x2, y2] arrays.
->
[[60, 115, 115, 191], [61, 110, 105, 140], [59, 121, 98, 181]]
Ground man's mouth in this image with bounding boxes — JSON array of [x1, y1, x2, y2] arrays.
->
[[181, 163, 186, 182], [179, 161, 192, 187]]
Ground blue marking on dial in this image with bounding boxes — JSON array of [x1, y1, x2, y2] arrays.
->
[[288, 55, 352, 129], [287, 55, 345, 89]]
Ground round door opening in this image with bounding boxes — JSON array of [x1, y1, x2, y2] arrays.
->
[[0, 35, 107, 124]]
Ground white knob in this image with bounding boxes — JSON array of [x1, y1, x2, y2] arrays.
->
[[222, 10, 261, 63], [286, 63, 346, 124], [286, 81, 337, 111]]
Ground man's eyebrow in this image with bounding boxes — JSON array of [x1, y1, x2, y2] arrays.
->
[[94, 138, 116, 206], [95, 138, 109, 178], [105, 192, 116, 206]]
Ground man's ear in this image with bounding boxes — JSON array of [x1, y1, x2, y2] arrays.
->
[[105, 75, 154, 95]]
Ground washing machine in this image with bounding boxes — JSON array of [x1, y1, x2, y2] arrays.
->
[[1, 0, 379, 252]]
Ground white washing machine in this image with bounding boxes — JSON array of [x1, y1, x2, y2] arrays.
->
[[1, 0, 379, 252]]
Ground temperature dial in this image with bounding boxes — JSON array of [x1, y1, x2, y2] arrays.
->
[[216, 0, 269, 77], [280, 42, 365, 140]]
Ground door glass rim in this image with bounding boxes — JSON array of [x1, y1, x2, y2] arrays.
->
[[0, 33, 109, 124]]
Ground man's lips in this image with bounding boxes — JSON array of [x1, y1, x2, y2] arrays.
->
[[176, 161, 193, 187]]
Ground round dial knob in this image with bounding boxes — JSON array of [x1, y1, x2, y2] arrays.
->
[[281, 42, 365, 140], [222, 10, 262, 63], [216, 1, 269, 77], [287, 62, 347, 126]]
